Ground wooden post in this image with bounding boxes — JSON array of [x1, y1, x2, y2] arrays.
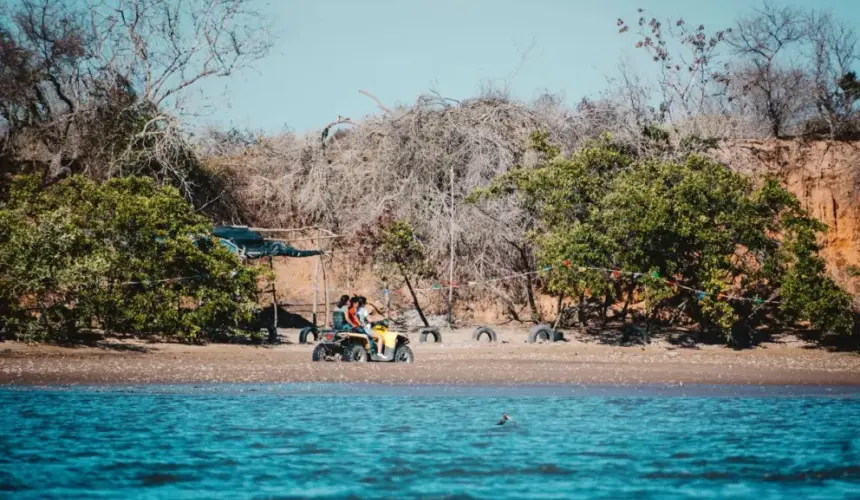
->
[[384, 278, 391, 312], [269, 256, 277, 330], [320, 230, 330, 327], [312, 251, 319, 329], [447, 162, 455, 328]]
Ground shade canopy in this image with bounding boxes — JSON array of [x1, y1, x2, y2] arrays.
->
[[212, 226, 322, 259]]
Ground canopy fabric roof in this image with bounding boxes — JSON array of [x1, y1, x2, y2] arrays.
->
[[213, 226, 322, 259]]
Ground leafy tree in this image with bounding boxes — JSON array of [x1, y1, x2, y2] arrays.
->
[[471, 132, 855, 345], [356, 214, 435, 327], [0, 175, 261, 342]]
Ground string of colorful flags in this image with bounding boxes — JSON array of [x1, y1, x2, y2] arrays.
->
[[109, 262, 779, 307], [409, 261, 781, 306]]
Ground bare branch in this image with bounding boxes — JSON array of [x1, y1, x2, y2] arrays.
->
[[359, 89, 392, 114]]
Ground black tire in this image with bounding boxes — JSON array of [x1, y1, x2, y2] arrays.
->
[[299, 326, 318, 344], [528, 324, 558, 344], [312, 344, 334, 361], [472, 327, 497, 343], [393, 345, 414, 363], [419, 327, 441, 343], [341, 343, 368, 362]]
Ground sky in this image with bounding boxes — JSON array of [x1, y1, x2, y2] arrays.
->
[[193, 0, 860, 135]]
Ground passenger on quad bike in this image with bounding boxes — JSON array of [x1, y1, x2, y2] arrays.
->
[[350, 296, 379, 355], [346, 296, 360, 328], [357, 296, 389, 360]]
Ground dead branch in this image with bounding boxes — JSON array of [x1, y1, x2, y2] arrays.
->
[[359, 89, 392, 114]]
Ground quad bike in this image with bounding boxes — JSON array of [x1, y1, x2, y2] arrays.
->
[[311, 319, 414, 363]]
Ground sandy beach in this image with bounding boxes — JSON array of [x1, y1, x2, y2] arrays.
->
[[2, 327, 860, 386]]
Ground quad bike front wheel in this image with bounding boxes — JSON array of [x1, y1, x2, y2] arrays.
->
[[393, 345, 414, 363], [341, 343, 368, 363]]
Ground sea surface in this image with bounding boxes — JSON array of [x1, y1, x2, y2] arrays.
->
[[2, 383, 860, 499]]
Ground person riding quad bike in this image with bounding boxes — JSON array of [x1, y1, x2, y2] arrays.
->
[[312, 296, 413, 363], [356, 296, 390, 360], [312, 316, 414, 363]]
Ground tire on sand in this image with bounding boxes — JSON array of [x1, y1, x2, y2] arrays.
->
[[299, 326, 318, 344], [341, 342, 368, 362], [472, 327, 497, 343], [312, 344, 335, 362], [393, 345, 415, 363], [528, 324, 561, 344], [419, 327, 441, 343]]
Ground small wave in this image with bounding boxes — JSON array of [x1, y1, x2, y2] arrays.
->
[[578, 451, 633, 460], [437, 464, 574, 478], [723, 455, 762, 464], [138, 472, 197, 486], [643, 471, 737, 480], [763, 466, 860, 482], [0, 472, 28, 492]]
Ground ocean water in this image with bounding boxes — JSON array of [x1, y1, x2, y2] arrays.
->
[[2, 384, 860, 499]]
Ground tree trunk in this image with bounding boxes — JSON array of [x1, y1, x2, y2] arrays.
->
[[400, 264, 429, 327], [553, 294, 564, 330], [525, 276, 539, 323], [516, 244, 540, 322], [600, 293, 612, 326], [577, 293, 586, 326], [619, 282, 636, 322]]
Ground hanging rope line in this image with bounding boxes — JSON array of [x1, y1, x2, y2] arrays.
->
[[411, 262, 780, 306], [110, 261, 779, 307]]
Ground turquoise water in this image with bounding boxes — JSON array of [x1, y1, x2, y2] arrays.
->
[[2, 384, 860, 499]]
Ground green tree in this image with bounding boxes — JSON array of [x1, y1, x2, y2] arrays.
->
[[471, 132, 855, 345], [356, 216, 434, 327], [0, 175, 261, 342]]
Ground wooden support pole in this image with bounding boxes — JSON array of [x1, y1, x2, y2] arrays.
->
[[447, 162, 455, 328], [312, 252, 319, 329], [320, 230, 330, 327], [269, 256, 277, 331]]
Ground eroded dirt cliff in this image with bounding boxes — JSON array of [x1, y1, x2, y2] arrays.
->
[[715, 139, 860, 298]]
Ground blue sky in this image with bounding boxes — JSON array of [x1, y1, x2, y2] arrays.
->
[[195, 0, 860, 134]]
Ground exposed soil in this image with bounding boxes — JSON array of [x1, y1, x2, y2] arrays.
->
[[2, 328, 859, 386]]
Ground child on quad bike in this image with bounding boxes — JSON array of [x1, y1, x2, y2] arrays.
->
[[345, 296, 377, 356], [346, 296, 360, 328]]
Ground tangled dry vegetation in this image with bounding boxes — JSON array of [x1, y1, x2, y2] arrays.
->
[[201, 91, 666, 321]]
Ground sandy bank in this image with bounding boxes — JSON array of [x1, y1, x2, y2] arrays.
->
[[1, 328, 859, 386]]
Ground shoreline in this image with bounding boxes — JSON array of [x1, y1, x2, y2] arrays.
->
[[3, 328, 860, 387], [6, 380, 860, 392]]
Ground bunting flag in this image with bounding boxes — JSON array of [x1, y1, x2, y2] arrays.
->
[[411, 260, 781, 305]]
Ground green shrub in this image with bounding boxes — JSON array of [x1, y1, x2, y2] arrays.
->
[[0, 175, 262, 342]]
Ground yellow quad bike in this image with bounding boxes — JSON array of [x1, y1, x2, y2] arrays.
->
[[311, 319, 414, 363]]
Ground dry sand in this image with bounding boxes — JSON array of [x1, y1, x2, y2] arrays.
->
[[2, 327, 860, 386]]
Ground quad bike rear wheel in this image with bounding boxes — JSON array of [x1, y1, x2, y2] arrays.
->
[[393, 345, 414, 363], [341, 343, 368, 362], [312, 344, 337, 362]]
